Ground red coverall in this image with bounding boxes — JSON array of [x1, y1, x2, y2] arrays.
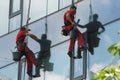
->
[[16, 30, 39, 73], [64, 10, 84, 52]]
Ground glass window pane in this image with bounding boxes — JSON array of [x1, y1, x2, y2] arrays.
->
[[13, 0, 20, 12], [0, 0, 9, 36], [29, 0, 46, 22], [31, 41, 70, 80], [48, 0, 58, 14], [9, 15, 21, 31], [60, 0, 72, 9], [0, 63, 18, 80]]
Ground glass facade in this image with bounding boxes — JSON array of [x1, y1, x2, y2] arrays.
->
[[12, 0, 21, 13], [0, 0, 76, 36], [0, 0, 120, 80], [0, 63, 18, 80]]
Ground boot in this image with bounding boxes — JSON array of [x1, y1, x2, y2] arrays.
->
[[67, 51, 73, 58]]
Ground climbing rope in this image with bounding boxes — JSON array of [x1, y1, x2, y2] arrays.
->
[[89, 0, 93, 22], [23, 0, 31, 80], [87, 0, 93, 79], [45, 0, 48, 35]]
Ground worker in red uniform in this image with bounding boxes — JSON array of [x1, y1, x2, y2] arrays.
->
[[16, 27, 40, 77], [63, 5, 85, 58]]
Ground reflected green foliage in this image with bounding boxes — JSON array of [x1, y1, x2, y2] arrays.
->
[[93, 31, 120, 80], [118, 30, 120, 34], [108, 30, 120, 58], [93, 66, 120, 80], [108, 42, 120, 58]]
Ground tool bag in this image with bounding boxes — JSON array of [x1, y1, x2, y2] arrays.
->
[[12, 50, 24, 61], [61, 25, 70, 36], [61, 19, 80, 36]]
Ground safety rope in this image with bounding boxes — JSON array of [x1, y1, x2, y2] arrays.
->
[[45, 0, 48, 35], [72, 0, 74, 5], [23, 0, 31, 80], [87, 0, 93, 79], [89, 0, 93, 22], [26, 0, 31, 27]]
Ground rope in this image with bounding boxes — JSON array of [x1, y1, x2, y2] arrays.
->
[[24, 0, 31, 80], [26, 0, 31, 27], [72, 0, 74, 5], [89, 0, 93, 22], [45, 0, 48, 35], [87, 0, 93, 79]]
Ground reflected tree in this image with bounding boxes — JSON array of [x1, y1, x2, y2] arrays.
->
[[108, 30, 120, 58], [93, 30, 120, 80], [93, 66, 120, 80]]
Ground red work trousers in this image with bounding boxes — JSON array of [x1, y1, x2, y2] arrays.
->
[[64, 25, 84, 51], [17, 42, 38, 72]]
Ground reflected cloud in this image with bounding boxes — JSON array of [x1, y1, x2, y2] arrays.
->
[[90, 63, 106, 74], [0, 74, 11, 80], [34, 72, 69, 80], [103, 34, 112, 44], [101, 0, 111, 5]]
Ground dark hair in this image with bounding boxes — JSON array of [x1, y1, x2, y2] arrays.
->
[[70, 5, 77, 9], [20, 27, 26, 31]]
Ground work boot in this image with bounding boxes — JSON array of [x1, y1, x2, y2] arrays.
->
[[74, 47, 82, 59], [27, 71, 33, 77], [67, 51, 73, 58]]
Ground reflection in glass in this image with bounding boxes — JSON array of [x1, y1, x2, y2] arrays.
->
[[9, 15, 21, 31], [13, 0, 20, 12], [0, 63, 18, 80]]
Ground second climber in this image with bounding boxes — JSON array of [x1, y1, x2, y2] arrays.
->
[[62, 5, 85, 58]]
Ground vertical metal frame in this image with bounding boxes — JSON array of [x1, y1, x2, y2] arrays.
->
[[72, 0, 74, 5], [74, 33, 88, 80], [9, 0, 23, 18], [70, 54, 75, 80], [18, 61, 23, 80], [74, 51, 87, 80]]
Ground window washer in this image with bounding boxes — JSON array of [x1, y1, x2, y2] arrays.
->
[[62, 5, 85, 58], [16, 27, 40, 77]]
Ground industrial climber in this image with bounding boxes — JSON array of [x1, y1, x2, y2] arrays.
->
[[62, 5, 85, 58], [16, 27, 40, 77]]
